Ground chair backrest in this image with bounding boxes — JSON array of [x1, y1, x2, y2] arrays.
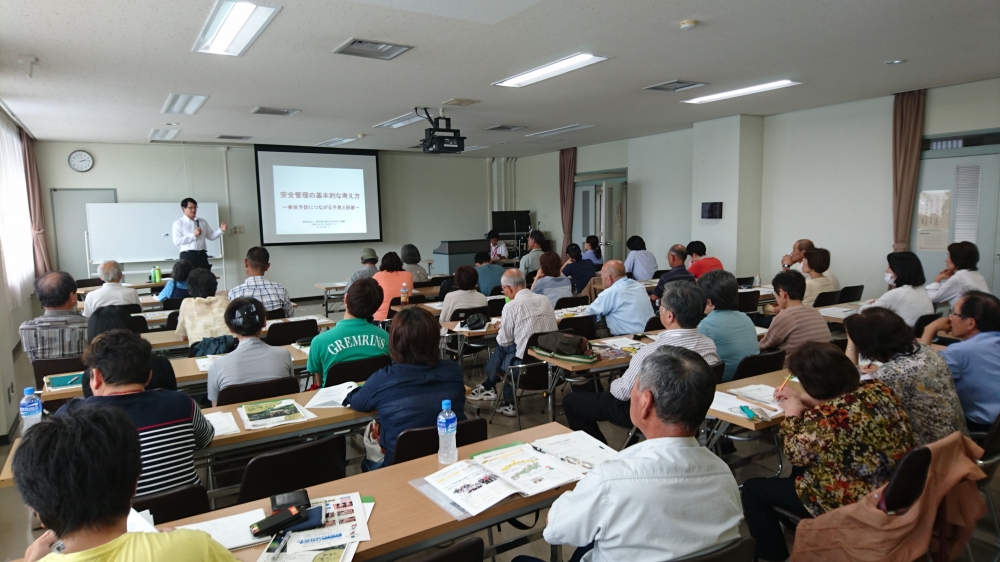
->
[[643, 315, 664, 332], [487, 298, 506, 318], [414, 537, 484, 562], [913, 313, 942, 339], [76, 278, 104, 288], [737, 290, 760, 313], [735, 277, 754, 288], [131, 315, 149, 334], [131, 483, 209, 525], [389, 295, 428, 306], [266, 319, 319, 346], [165, 311, 179, 331], [489, 285, 504, 296], [525, 270, 538, 285], [265, 307, 286, 320], [558, 315, 597, 340], [449, 306, 491, 323], [161, 297, 186, 311], [31, 357, 86, 389], [681, 536, 756, 562], [554, 296, 589, 309], [237, 435, 346, 504], [116, 303, 142, 315], [324, 355, 393, 388], [215, 377, 300, 406], [732, 350, 786, 381], [652, 269, 669, 280], [812, 290, 842, 308], [517, 332, 559, 390], [977, 412, 1000, 461], [838, 285, 864, 303], [413, 280, 436, 288], [881, 445, 932, 514], [428, 276, 451, 287], [710, 361, 726, 384], [393, 418, 489, 464], [829, 338, 848, 352]]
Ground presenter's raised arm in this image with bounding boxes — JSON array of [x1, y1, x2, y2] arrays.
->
[[206, 220, 227, 241]]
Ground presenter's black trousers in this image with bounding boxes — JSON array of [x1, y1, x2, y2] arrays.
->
[[179, 250, 211, 271]]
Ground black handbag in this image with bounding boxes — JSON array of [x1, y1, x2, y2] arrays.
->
[[462, 313, 490, 330]]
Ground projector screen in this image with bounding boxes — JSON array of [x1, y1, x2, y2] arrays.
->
[[255, 145, 382, 245]]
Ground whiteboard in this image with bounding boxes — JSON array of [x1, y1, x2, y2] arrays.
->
[[86, 203, 223, 263]]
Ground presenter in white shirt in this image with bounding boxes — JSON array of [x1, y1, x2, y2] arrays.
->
[[172, 198, 226, 270]]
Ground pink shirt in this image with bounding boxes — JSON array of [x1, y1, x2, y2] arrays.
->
[[373, 270, 414, 321]]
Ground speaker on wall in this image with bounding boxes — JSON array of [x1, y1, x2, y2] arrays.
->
[[701, 202, 723, 219]]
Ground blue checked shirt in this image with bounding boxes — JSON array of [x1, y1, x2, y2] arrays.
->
[[228, 276, 294, 317]]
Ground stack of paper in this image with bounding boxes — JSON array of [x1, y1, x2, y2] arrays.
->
[[304, 383, 357, 408], [204, 411, 241, 436], [819, 307, 858, 319], [555, 306, 588, 319], [290, 342, 310, 353], [126, 508, 157, 532], [237, 399, 316, 430], [754, 326, 769, 336], [594, 338, 646, 354], [142, 310, 172, 320], [195, 355, 225, 371], [709, 391, 785, 420], [277, 497, 374, 562], [179, 509, 270, 551], [422, 302, 444, 310]]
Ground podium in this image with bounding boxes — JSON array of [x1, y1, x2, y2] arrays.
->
[[432, 240, 489, 275]]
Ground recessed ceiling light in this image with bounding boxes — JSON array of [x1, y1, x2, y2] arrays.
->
[[645, 80, 706, 92], [885, 59, 907, 65], [442, 98, 480, 106], [217, 135, 251, 140], [374, 112, 426, 129], [681, 79, 801, 104], [251, 106, 300, 116], [149, 128, 180, 141], [493, 53, 607, 88], [486, 125, 525, 131], [462, 145, 490, 152], [164, 122, 179, 126], [162, 94, 209, 115], [525, 124, 593, 137], [193, 1, 281, 57], [333, 38, 412, 60], [316, 137, 357, 147]]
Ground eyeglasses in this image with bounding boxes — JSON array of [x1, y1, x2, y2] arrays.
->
[[185, 205, 198, 210], [948, 309, 969, 319]]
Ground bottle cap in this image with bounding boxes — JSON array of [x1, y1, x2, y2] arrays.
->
[[24, 387, 35, 396], [441, 399, 451, 410]]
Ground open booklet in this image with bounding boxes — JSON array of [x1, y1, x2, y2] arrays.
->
[[304, 383, 358, 408], [237, 399, 316, 430]]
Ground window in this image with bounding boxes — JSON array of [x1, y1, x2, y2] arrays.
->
[[0, 111, 34, 308]]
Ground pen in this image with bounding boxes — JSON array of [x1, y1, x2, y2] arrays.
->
[[69, 376, 79, 384], [777, 373, 792, 392]]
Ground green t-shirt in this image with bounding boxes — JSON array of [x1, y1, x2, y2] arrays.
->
[[307, 318, 390, 385]]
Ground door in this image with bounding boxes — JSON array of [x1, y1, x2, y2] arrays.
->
[[50, 188, 117, 279], [598, 181, 626, 263], [911, 154, 1000, 295], [571, 185, 597, 245]]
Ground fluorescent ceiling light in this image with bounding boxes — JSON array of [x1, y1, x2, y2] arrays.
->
[[149, 128, 180, 141], [193, 1, 281, 57], [373, 112, 426, 129], [162, 94, 209, 115], [462, 145, 490, 152], [316, 137, 357, 147], [525, 124, 593, 138], [681, 80, 801, 104], [494, 53, 607, 88]]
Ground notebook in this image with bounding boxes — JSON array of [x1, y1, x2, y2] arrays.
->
[[179, 508, 269, 551], [45, 373, 84, 390]]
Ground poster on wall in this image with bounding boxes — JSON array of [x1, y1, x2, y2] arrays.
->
[[918, 190, 951, 231], [918, 230, 949, 251]]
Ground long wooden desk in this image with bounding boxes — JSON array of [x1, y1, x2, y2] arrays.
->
[[76, 294, 161, 312], [816, 302, 862, 323], [142, 315, 335, 351], [168, 422, 573, 562]]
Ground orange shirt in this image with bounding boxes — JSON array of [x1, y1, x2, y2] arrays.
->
[[372, 270, 414, 320], [688, 257, 724, 279]]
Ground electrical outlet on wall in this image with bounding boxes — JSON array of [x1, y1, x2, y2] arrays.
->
[[230, 225, 245, 235]]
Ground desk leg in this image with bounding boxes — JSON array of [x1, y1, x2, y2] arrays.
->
[[550, 543, 562, 562], [547, 364, 556, 422], [323, 289, 330, 318], [704, 420, 730, 450]]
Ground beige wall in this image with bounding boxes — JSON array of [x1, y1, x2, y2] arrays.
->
[[577, 139, 628, 173], [924, 78, 1000, 135], [513, 151, 560, 240], [626, 129, 693, 264]]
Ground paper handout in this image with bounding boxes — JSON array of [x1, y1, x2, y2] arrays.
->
[[179, 508, 269, 551], [304, 383, 358, 408], [471, 443, 579, 496], [285, 492, 371, 553], [530, 431, 617, 476], [204, 411, 241, 436], [425, 460, 521, 516], [237, 399, 316, 430]]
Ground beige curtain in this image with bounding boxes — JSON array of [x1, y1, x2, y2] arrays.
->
[[559, 147, 576, 256], [892, 90, 926, 252], [21, 128, 52, 275]]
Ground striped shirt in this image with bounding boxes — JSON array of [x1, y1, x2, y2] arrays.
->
[[19, 310, 90, 362], [228, 275, 294, 318], [758, 304, 832, 365], [58, 390, 215, 496], [611, 329, 721, 400], [498, 289, 559, 359]]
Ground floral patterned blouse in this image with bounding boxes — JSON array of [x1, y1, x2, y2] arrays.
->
[[871, 343, 968, 445], [781, 382, 915, 516], [175, 295, 230, 344]]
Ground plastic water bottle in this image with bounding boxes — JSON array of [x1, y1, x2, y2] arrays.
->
[[437, 399, 458, 465], [400, 282, 410, 305], [753, 274, 761, 288], [20, 388, 42, 433]]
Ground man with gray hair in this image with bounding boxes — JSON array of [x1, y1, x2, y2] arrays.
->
[[564, 280, 720, 443], [469, 269, 557, 417], [82, 260, 141, 317], [541, 346, 743, 562]]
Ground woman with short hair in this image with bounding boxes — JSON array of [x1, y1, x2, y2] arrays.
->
[[155, 260, 193, 301], [801, 247, 835, 306], [175, 268, 230, 343], [925, 241, 990, 306], [400, 244, 429, 282], [858, 251, 934, 326], [344, 307, 467, 470], [372, 251, 414, 321], [531, 251, 574, 307], [697, 270, 760, 382], [624, 236, 658, 281], [561, 243, 596, 293], [439, 265, 488, 322], [844, 307, 967, 445]]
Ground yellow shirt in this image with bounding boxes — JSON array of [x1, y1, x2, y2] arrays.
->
[[39, 530, 236, 562]]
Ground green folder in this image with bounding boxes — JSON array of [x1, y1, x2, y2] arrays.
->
[[47, 373, 84, 389]]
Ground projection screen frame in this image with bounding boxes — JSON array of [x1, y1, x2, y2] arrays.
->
[[254, 144, 383, 247]]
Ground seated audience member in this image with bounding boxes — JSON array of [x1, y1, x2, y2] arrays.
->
[[440, 265, 489, 321], [207, 298, 293, 406], [474, 252, 506, 296], [565, 281, 721, 444], [800, 247, 836, 306], [175, 268, 230, 343], [519, 230, 546, 275], [560, 243, 596, 294], [19, 271, 88, 362], [742, 342, 915, 562], [343, 307, 466, 470], [845, 307, 966, 445], [346, 247, 379, 291], [697, 270, 760, 382], [13, 407, 234, 562], [584, 261, 651, 336], [781, 238, 841, 289], [651, 244, 695, 301], [757, 271, 831, 363], [156, 259, 193, 301], [531, 251, 574, 307], [372, 251, 414, 321], [623, 236, 658, 281], [227, 247, 294, 317], [488, 230, 508, 262], [469, 270, 558, 417], [82, 261, 141, 317], [685, 241, 723, 279], [540, 347, 743, 562], [57, 330, 214, 496], [401, 244, 430, 282], [859, 251, 934, 326], [583, 235, 604, 265], [82, 306, 176, 398], [920, 291, 1000, 432], [308, 278, 389, 387], [926, 241, 990, 306]]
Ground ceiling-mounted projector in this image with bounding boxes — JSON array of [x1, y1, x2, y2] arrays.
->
[[415, 107, 466, 154]]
